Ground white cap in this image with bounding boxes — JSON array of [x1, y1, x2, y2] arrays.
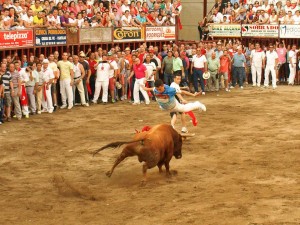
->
[[42, 59, 49, 64]]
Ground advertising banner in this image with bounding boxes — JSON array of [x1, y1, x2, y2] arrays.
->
[[35, 28, 66, 46], [208, 24, 241, 37], [0, 30, 33, 48], [279, 24, 300, 38], [146, 26, 176, 41], [242, 24, 278, 38], [80, 27, 112, 43], [113, 27, 144, 42]]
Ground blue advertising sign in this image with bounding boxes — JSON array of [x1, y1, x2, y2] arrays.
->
[[35, 28, 67, 46]]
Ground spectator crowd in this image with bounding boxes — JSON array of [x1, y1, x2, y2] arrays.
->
[[0, 39, 299, 125], [207, 0, 300, 24], [0, 0, 182, 30]]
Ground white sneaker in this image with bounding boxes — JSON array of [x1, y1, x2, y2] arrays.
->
[[181, 127, 188, 133], [48, 110, 53, 114], [240, 86, 243, 89], [145, 101, 150, 105], [68, 105, 73, 110], [225, 88, 231, 92], [198, 102, 206, 112], [124, 94, 127, 100], [37, 111, 41, 114], [41, 109, 48, 113], [201, 92, 205, 95], [120, 96, 124, 101], [83, 103, 89, 107], [60, 105, 67, 109], [230, 86, 235, 89]]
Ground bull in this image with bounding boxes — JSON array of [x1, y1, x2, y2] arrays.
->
[[93, 124, 186, 183]]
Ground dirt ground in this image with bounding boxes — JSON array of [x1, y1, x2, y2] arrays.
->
[[0, 86, 300, 225]]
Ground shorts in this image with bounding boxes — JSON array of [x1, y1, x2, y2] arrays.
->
[[4, 93, 12, 107], [220, 72, 229, 80], [109, 77, 115, 91], [51, 82, 57, 93]]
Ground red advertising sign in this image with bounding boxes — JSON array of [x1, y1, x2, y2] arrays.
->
[[0, 30, 34, 49]]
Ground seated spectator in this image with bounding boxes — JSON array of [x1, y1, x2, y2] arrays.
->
[[293, 10, 300, 24], [278, 10, 286, 23], [136, 11, 148, 25], [147, 10, 157, 26], [30, 0, 43, 15], [223, 2, 233, 15], [284, 0, 294, 14], [77, 13, 84, 27], [233, 2, 240, 14], [121, 0, 130, 14], [82, 18, 90, 28], [284, 10, 294, 23], [245, 9, 254, 23], [12, 0, 24, 15], [276, 1, 283, 13], [235, 9, 246, 22], [33, 10, 45, 27], [253, 1, 261, 13], [110, 7, 121, 26], [229, 10, 237, 23], [22, 8, 34, 28], [60, 10, 72, 27], [221, 15, 230, 23], [101, 10, 110, 27], [252, 10, 260, 23], [8, 7, 25, 29], [130, 1, 138, 16], [211, 8, 223, 23], [68, 11, 78, 26], [257, 9, 269, 23], [47, 8, 61, 28], [43, 0, 52, 13], [81, 10, 91, 23], [91, 17, 101, 27], [136, 0, 142, 13], [142, 1, 149, 14], [268, 4, 276, 14], [269, 10, 278, 24], [163, 13, 174, 25], [261, 1, 270, 11], [121, 10, 135, 26], [68, 1, 78, 16], [156, 14, 165, 25], [76, 0, 87, 14]]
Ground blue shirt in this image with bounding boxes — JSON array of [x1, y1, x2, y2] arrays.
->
[[153, 84, 177, 110], [136, 15, 147, 23], [233, 53, 246, 67]]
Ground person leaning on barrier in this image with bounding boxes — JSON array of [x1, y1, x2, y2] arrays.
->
[[22, 8, 34, 28]]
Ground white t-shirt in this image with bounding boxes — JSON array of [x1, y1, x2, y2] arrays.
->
[[170, 82, 181, 93], [192, 55, 207, 68], [96, 63, 110, 81], [47, 15, 60, 25], [288, 50, 297, 64], [108, 60, 118, 79], [121, 15, 132, 26], [144, 62, 156, 81], [266, 50, 278, 67], [121, 5, 130, 13], [293, 15, 300, 24], [250, 50, 265, 67], [41, 67, 54, 83]]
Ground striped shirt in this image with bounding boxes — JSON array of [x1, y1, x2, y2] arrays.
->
[[10, 71, 20, 88], [1, 72, 12, 94]]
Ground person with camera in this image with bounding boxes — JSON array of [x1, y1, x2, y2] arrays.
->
[[92, 54, 114, 104]]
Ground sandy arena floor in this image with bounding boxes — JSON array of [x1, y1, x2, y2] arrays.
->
[[0, 86, 300, 225]]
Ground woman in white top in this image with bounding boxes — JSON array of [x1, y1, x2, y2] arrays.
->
[[278, 10, 286, 23], [269, 10, 278, 24], [293, 10, 300, 24], [284, 11, 294, 24]]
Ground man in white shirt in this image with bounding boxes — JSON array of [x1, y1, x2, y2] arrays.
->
[[250, 43, 265, 87], [121, 10, 134, 26], [92, 54, 114, 104], [191, 48, 207, 94], [211, 8, 223, 23], [22, 9, 34, 28], [121, 0, 130, 14], [144, 54, 156, 100], [41, 59, 54, 113], [288, 44, 297, 85], [264, 44, 278, 89], [47, 9, 61, 28]]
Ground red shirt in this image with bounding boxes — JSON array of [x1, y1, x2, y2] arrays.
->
[[133, 63, 147, 79], [88, 59, 97, 75], [219, 55, 231, 73]]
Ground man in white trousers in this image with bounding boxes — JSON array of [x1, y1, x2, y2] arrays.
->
[[264, 44, 278, 89], [250, 43, 265, 87], [72, 55, 88, 106], [127, 58, 150, 105], [57, 52, 74, 109], [288, 44, 297, 85], [92, 54, 114, 104], [41, 59, 54, 113]]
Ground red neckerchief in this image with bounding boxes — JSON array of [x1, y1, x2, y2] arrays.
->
[[256, 48, 263, 52]]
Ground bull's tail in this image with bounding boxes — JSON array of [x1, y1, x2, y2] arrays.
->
[[92, 140, 144, 157]]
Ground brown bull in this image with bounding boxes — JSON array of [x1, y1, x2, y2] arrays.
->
[[93, 124, 183, 183]]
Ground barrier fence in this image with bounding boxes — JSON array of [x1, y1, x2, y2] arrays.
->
[[0, 25, 177, 49], [208, 24, 300, 39]]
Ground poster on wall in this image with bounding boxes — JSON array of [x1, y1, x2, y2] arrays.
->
[[35, 29, 67, 46], [0, 30, 33, 48], [241, 24, 278, 38], [146, 26, 176, 41]]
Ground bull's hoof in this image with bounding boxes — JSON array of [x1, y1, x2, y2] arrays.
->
[[106, 171, 112, 177]]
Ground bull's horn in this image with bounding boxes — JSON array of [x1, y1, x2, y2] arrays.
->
[[180, 133, 195, 137]]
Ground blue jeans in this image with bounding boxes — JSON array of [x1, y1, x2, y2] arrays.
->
[[193, 69, 205, 92], [164, 72, 173, 85], [232, 67, 245, 87]]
